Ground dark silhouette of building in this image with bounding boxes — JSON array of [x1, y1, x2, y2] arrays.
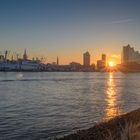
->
[[69, 62, 82, 71], [97, 54, 107, 71], [0, 55, 4, 61], [4, 50, 8, 61], [102, 54, 106, 67], [102, 54, 106, 62], [97, 60, 104, 70], [23, 49, 28, 60], [122, 44, 140, 64], [83, 51, 90, 66], [57, 56, 59, 65]]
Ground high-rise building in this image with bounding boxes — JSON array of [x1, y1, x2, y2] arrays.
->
[[97, 60, 104, 70], [102, 54, 106, 67], [122, 44, 140, 64], [83, 51, 90, 66], [96, 54, 106, 70], [102, 54, 106, 62], [23, 49, 28, 60]]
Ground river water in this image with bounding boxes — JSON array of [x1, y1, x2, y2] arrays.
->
[[0, 72, 140, 139]]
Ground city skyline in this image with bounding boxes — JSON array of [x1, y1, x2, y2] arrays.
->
[[0, 0, 140, 64], [1, 44, 140, 65]]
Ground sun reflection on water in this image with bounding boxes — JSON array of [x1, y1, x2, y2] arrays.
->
[[105, 72, 121, 119]]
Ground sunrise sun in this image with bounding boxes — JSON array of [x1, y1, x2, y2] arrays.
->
[[108, 61, 116, 67]]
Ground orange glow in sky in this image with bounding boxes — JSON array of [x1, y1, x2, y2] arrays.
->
[[108, 61, 116, 67]]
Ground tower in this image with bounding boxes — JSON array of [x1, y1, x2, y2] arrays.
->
[[83, 51, 90, 66], [102, 54, 106, 67], [23, 49, 28, 60], [57, 56, 59, 65], [102, 54, 106, 62]]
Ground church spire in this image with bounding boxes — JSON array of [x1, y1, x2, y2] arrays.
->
[[23, 48, 28, 60]]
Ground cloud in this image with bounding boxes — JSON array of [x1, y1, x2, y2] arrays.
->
[[110, 18, 134, 24]]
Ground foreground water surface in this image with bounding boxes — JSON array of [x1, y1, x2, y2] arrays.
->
[[0, 72, 140, 140]]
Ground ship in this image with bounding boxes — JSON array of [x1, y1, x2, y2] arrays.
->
[[0, 49, 43, 71]]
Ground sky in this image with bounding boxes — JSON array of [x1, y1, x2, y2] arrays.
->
[[0, 0, 140, 64]]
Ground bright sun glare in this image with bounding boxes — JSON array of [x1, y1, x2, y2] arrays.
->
[[108, 61, 115, 67]]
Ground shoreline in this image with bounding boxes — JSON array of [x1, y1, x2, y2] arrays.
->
[[0, 70, 140, 73], [57, 108, 140, 140]]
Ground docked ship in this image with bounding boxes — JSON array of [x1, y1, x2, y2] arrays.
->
[[0, 49, 43, 71]]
